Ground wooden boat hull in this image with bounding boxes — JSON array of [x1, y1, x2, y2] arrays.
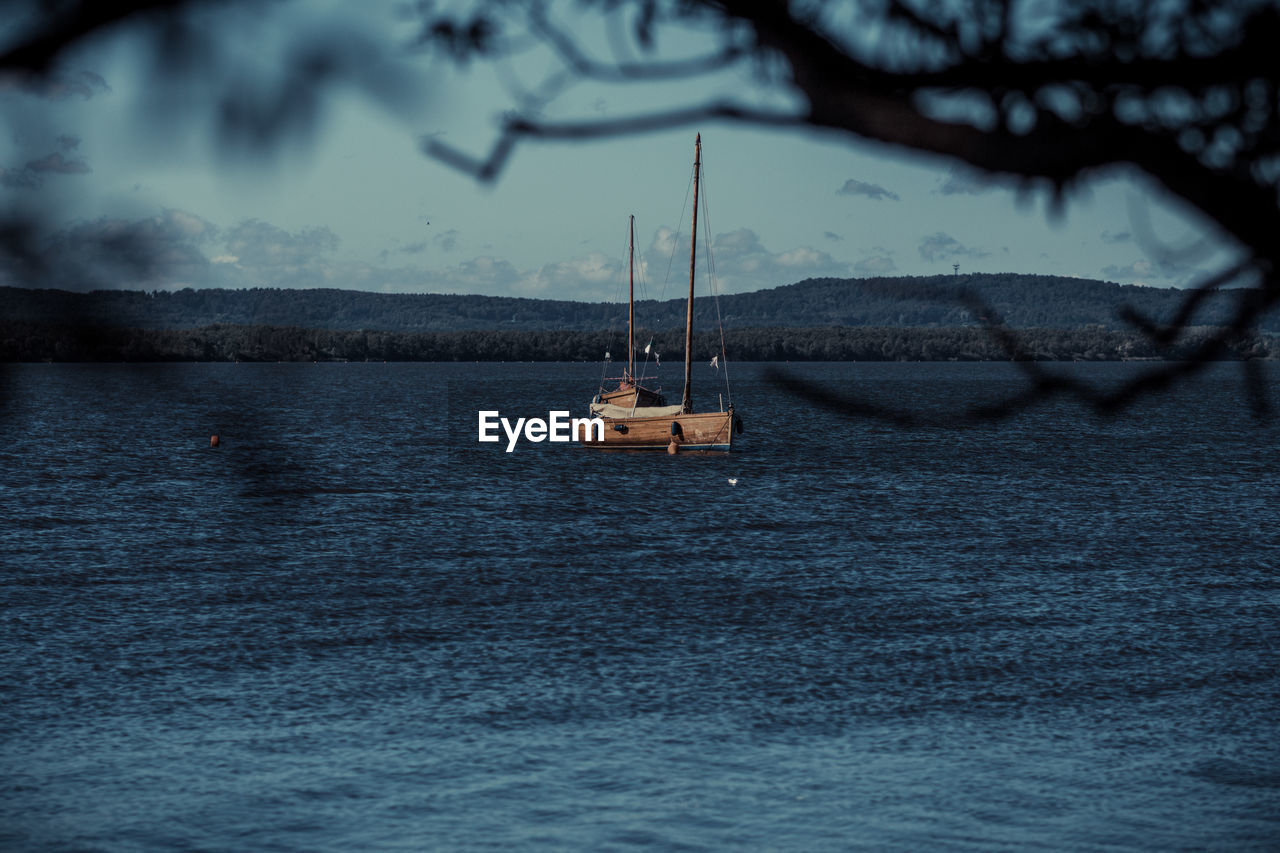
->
[[599, 385, 666, 410], [583, 410, 738, 452]]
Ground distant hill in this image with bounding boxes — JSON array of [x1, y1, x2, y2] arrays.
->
[[2, 273, 1273, 333]]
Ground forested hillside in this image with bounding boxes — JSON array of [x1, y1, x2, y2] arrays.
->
[[3, 322, 1273, 363], [3, 273, 1272, 333]]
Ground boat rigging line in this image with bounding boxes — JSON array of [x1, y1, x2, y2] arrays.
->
[[697, 156, 733, 410]]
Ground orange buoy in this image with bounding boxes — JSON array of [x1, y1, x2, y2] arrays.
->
[[210, 435, 219, 447]]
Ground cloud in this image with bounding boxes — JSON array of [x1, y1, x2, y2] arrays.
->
[[367, 253, 616, 300], [34, 209, 219, 288], [433, 229, 460, 252], [26, 151, 91, 174], [648, 225, 678, 259], [1, 209, 363, 290], [7, 204, 847, 299], [1102, 253, 1211, 286], [0, 69, 110, 100], [918, 232, 990, 262], [1099, 260, 1159, 282], [823, 231, 842, 242], [713, 228, 768, 256], [855, 255, 897, 274], [199, 220, 344, 289], [433, 228, 852, 301], [378, 240, 428, 263], [936, 168, 997, 196], [2, 135, 91, 189], [836, 179, 900, 201], [643, 226, 850, 293], [428, 256, 524, 295], [223, 219, 338, 269], [1099, 258, 1203, 286], [516, 253, 625, 300], [0, 166, 41, 189]]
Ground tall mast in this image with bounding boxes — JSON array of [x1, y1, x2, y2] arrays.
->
[[681, 134, 700, 414], [627, 214, 635, 382]]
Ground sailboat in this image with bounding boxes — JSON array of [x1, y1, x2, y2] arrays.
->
[[584, 134, 742, 452]]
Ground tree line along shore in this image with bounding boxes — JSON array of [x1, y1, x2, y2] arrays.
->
[[5, 274, 1279, 334], [3, 322, 1275, 363]]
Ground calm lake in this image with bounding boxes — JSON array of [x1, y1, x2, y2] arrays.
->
[[2, 361, 1278, 850]]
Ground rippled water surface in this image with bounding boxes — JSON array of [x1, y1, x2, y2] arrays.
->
[[2, 361, 1278, 850]]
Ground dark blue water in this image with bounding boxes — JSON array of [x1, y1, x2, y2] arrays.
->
[[2, 361, 1278, 851]]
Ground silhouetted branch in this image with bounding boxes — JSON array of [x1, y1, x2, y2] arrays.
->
[[409, 0, 1280, 420], [1117, 261, 1257, 345], [415, 1, 1280, 256], [0, 0, 199, 74], [527, 3, 750, 82], [421, 102, 807, 182], [963, 264, 1280, 418], [765, 264, 1278, 424], [4, 0, 1280, 424]]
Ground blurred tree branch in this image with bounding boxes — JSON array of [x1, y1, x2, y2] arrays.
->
[[3, 0, 1280, 417], [415, 0, 1280, 416]]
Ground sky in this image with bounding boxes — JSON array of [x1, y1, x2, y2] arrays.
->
[[0, 0, 1241, 303]]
